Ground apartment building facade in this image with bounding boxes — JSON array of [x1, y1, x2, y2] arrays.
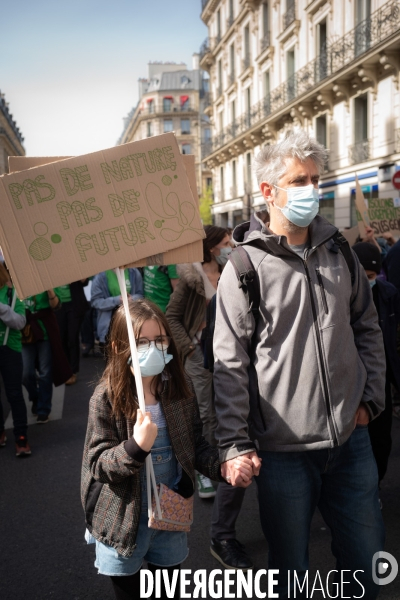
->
[[119, 59, 212, 195], [199, 0, 400, 229], [0, 91, 25, 174]]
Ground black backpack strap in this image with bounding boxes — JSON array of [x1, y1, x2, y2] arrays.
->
[[229, 246, 261, 323], [331, 232, 356, 285]]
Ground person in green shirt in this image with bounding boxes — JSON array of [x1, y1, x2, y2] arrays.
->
[[0, 261, 31, 456], [143, 265, 179, 313], [22, 288, 61, 423]]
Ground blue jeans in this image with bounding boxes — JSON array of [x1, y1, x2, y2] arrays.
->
[[0, 346, 28, 439], [22, 340, 53, 416], [256, 426, 385, 600]]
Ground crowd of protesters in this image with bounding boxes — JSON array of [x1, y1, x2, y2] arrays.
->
[[1, 131, 400, 599]]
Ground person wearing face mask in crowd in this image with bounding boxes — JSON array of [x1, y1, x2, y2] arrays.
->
[[352, 242, 400, 491], [213, 131, 386, 598], [166, 225, 231, 499]]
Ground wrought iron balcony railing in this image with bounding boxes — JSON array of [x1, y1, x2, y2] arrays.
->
[[349, 140, 371, 164], [283, 2, 296, 30], [201, 0, 400, 159], [260, 32, 271, 52]]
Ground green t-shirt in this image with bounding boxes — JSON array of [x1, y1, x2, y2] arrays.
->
[[23, 291, 60, 340], [0, 286, 25, 353], [106, 269, 131, 297], [54, 284, 71, 303], [144, 265, 179, 313]]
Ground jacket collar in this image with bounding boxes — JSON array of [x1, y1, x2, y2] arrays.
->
[[233, 212, 338, 258]]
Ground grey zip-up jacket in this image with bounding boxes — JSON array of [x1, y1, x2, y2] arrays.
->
[[213, 213, 386, 461]]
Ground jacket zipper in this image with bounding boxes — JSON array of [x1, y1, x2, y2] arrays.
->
[[316, 268, 329, 314], [304, 261, 338, 447]]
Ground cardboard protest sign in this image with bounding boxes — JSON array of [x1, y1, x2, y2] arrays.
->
[[8, 154, 204, 270], [340, 226, 359, 247], [355, 197, 400, 238], [0, 133, 205, 298], [354, 175, 369, 238]]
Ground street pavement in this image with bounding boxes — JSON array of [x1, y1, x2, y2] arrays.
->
[[1, 355, 399, 599]]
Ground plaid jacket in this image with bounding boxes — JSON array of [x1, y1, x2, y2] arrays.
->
[[81, 379, 221, 557]]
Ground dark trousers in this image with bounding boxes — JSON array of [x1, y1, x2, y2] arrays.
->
[[55, 302, 82, 373], [210, 481, 246, 539], [0, 346, 28, 439], [80, 307, 96, 347], [369, 377, 393, 482], [22, 340, 53, 417]]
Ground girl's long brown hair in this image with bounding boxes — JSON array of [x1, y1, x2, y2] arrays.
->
[[101, 298, 191, 419]]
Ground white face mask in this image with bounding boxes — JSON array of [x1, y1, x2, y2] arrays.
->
[[273, 184, 319, 228], [215, 246, 232, 266]]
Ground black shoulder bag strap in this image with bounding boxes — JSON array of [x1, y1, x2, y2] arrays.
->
[[331, 231, 356, 285], [229, 246, 261, 324]]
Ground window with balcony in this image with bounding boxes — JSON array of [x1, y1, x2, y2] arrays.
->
[[350, 93, 370, 164], [228, 0, 234, 27], [204, 128, 211, 142], [164, 119, 173, 133], [283, 0, 296, 30], [147, 99, 154, 114], [316, 114, 327, 148], [316, 19, 327, 81], [245, 88, 251, 127], [182, 143, 191, 155], [219, 111, 224, 132], [245, 152, 252, 192], [355, 0, 371, 55], [286, 49, 295, 101], [232, 159, 237, 198], [163, 97, 173, 112], [216, 9, 221, 42], [261, 2, 270, 50], [229, 43, 235, 85], [147, 122, 153, 137], [231, 100, 236, 123], [243, 25, 251, 71], [181, 119, 190, 134], [218, 59, 223, 96], [220, 166, 225, 201]]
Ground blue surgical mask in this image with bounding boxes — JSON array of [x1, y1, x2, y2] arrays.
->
[[130, 342, 173, 377], [369, 279, 376, 289], [215, 246, 232, 266], [274, 184, 319, 228]]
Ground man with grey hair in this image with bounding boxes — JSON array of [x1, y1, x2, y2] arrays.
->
[[213, 131, 386, 598]]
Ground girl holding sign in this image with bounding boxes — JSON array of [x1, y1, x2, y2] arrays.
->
[[81, 298, 247, 600]]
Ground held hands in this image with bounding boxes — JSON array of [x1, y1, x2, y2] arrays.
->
[[133, 409, 158, 452], [222, 451, 262, 488]]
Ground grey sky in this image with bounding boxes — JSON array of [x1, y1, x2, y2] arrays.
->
[[1, 0, 206, 156]]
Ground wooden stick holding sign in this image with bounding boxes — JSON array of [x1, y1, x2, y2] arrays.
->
[[354, 175, 370, 239], [114, 267, 162, 521]]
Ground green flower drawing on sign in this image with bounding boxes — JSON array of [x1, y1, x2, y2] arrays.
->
[[145, 182, 202, 242], [29, 222, 62, 261]]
